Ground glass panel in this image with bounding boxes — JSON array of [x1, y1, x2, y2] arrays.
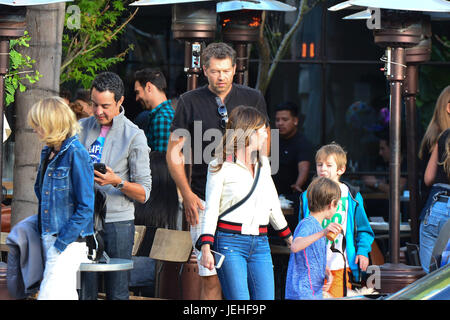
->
[[290, 4, 323, 60], [249, 61, 325, 150], [324, 63, 388, 172], [325, 4, 384, 61]]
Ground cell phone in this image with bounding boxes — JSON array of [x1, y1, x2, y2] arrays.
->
[[198, 249, 225, 269], [93, 163, 107, 174]]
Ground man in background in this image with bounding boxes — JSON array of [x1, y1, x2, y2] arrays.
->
[[79, 71, 151, 299], [166, 42, 268, 300], [134, 68, 174, 152], [273, 101, 312, 195]]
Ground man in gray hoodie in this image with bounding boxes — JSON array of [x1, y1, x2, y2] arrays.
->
[[78, 72, 152, 300]]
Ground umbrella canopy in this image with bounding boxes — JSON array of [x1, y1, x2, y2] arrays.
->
[[0, 0, 71, 5], [217, 0, 296, 12], [329, 0, 450, 13], [130, 0, 296, 12], [130, 0, 212, 5]]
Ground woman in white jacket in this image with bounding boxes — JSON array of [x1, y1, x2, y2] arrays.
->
[[197, 106, 293, 300]]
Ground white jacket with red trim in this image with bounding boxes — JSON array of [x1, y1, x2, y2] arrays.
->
[[197, 156, 291, 249]]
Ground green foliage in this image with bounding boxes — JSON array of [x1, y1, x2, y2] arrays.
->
[[5, 31, 42, 106], [60, 0, 138, 88]]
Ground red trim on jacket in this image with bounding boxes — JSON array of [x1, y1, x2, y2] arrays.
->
[[277, 225, 292, 239], [217, 221, 268, 235]]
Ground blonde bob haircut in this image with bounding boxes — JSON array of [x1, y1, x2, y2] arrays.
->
[[315, 142, 347, 170], [28, 96, 80, 148]]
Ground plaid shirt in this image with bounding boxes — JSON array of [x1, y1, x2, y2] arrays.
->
[[146, 99, 174, 152]]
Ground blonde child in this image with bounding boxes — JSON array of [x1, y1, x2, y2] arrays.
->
[[285, 177, 342, 299], [298, 143, 375, 298]]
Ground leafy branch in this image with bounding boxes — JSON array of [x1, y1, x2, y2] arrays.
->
[[256, 0, 322, 95], [60, 0, 139, 88], [5, 31, 42, 106]]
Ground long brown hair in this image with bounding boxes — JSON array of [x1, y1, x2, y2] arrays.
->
[[211, 105, 267, 172], [419, 85, 450, 159]]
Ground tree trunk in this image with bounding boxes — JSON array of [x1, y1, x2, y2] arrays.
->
[[256, 0, 317, 95], [11, 3, 65, 227]]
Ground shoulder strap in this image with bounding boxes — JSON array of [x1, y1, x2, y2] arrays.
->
[[330, 230, 348, 297], [218, 160, 261, 220]]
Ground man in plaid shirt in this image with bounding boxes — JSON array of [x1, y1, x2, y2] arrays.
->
[[134, 68, 174, 152]]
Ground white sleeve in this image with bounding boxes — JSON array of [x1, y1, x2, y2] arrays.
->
[[263, 157, 291, 238], [200, 163, 225, 238]]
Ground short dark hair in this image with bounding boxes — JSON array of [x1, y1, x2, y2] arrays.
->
[[74, 89, 90, 103], [134, 68, 167, 92], [275, 101, 298, 117], [91, 72, 124, 102], [307, 177, 341, 213], [59, 87, 72, 102], [202, 42, 236, 69]]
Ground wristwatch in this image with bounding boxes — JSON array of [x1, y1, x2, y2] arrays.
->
[[115, 180, 125, 190]]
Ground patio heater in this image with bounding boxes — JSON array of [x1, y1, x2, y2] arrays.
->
[[0, 0, 71, 233], [172, 2, 217, 91], [130, 0, 217, 92], [217, 0, 296, 84], [130, 0, 297, 88], [220, 9, 261, 84], [330, 0, 450, 294]]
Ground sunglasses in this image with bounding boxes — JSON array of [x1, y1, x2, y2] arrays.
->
[[215, 97, 228, 129]]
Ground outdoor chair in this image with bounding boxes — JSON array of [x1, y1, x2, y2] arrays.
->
[[149, 228, 192, 299], [132, 225, 147, 256]]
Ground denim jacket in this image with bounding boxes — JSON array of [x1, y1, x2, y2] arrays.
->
[[34, 135, 95, 252]]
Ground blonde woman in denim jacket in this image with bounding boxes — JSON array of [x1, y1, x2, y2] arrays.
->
[[28, 97, 95, 299]]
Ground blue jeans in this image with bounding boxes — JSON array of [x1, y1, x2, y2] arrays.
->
[[420, 193, 450, 273], [214, 231, 275, 300], [81, 220, 135, 300]]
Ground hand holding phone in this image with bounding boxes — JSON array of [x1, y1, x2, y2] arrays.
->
[[199, 249, 225, 270], [93, 163, 107, 174], [212, 250, 225, 269]]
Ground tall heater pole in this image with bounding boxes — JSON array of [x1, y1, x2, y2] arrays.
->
[[388, 46, 405, 263], [374, 12, 427, 294]]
